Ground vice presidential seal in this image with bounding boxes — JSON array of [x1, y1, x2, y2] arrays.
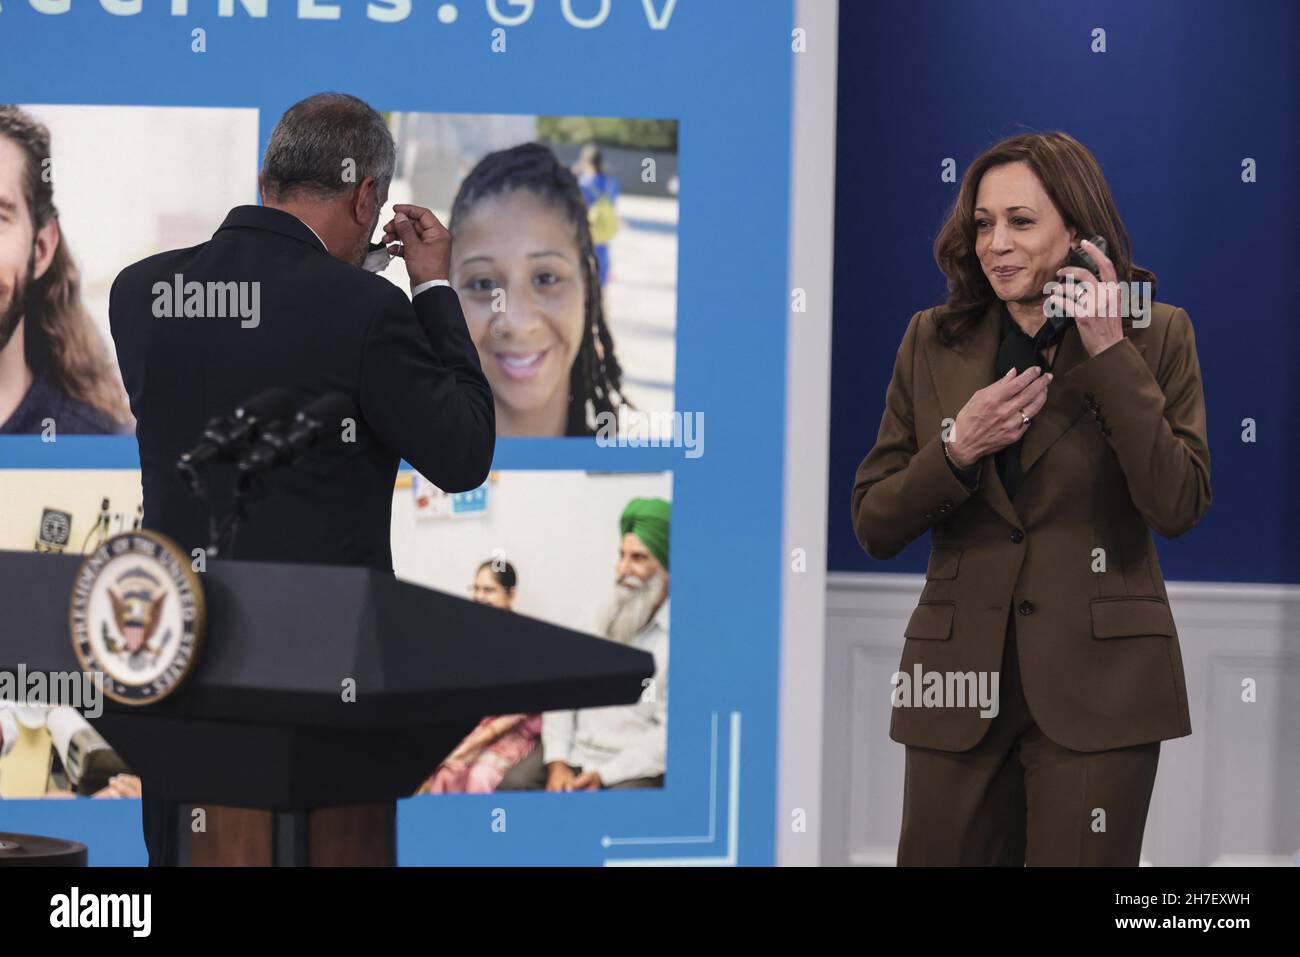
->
[[69, 531, 205, 705]]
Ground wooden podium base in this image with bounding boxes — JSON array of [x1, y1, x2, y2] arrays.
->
[[186, 803, 396, 866]]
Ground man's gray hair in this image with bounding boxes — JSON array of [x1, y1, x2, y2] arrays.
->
[[261, 93, 395, 202]]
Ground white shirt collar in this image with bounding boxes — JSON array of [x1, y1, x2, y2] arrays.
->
[[284, 211, 327, 253]]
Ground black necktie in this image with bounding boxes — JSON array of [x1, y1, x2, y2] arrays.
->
[[994, 315, 1065, 502]]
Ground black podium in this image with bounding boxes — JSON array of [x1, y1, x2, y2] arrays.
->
[[0, 550, 654, 865]]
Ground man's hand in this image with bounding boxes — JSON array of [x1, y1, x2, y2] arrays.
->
[[92, 774, 142, 799], [570, 770, 603, 791], [545, 761, 577, 792], [382, 203, 451, 289]]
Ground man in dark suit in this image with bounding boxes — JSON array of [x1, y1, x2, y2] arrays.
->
[[109, 93, 495, 864]]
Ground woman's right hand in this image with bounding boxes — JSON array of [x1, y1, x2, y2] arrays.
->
[[947, 367, 1052, 466]]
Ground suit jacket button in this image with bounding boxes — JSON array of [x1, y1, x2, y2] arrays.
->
[[1010, 529, 1024, 543], [1017, 600, 1034, 615]]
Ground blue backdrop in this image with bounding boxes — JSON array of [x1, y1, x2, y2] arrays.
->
[[0, 0, 794, 866], [829, 0, 1300, 584]]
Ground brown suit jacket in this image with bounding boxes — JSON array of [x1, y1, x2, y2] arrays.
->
[[851, 301, 1211, 753]]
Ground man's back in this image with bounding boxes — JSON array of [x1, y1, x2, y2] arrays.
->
[[110, 204, 495, 570]]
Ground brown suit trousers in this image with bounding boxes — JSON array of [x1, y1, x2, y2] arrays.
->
[[897, 610, 1159, 865]]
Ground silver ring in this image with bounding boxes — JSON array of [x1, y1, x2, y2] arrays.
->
[[1020, 410, 1031, 427]]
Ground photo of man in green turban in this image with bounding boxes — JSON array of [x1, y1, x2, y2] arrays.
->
[[499, 496, 672, 792]]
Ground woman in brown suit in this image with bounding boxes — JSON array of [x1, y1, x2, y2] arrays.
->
[[851, 132, 1211, 866]]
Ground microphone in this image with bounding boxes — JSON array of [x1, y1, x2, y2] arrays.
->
[[238, 392, 357, 474], [79, 498, 111, 554], [176, 387, 298, 487]]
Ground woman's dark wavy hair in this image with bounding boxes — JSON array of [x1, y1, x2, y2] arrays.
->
[[932, 131, 1157, 347], [449, 142, 629, 436]]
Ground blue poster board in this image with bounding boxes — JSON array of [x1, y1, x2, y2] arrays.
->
[[0, 0, 794, 866]]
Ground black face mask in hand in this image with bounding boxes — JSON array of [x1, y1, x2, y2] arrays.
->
[[1044, 234, 1109, 341]]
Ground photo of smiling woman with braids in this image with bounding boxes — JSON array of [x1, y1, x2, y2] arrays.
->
[[449, 143, 629, 437]]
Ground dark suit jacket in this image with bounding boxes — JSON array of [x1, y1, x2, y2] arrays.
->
[[109, 204, 496, 864], [851, 301, 1211, 753], [110, 204, 495, 569]]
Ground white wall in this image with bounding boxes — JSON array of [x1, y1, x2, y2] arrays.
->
[[21, 105, 260, 348], [822, 572, 1300, 866], [391, 469, 672, 633], [779, 0, 839, 866]]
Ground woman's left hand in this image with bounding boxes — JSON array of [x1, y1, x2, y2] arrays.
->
[[1050, 238, 1125, 358]]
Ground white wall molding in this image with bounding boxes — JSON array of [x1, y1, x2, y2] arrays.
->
[[777, 0, 839, 867], [821, 572, 1300, 866]]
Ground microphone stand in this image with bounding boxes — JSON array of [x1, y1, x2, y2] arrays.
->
[[220, 468, 262, 559], [178, 463, 226, 560]]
